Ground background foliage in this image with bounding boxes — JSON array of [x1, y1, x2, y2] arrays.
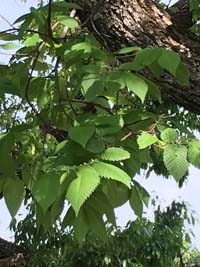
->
[[14, 201, 194, 267]]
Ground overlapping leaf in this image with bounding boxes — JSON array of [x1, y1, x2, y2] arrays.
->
[[92, 161, 131, 188], [66, 165, 100, 216]]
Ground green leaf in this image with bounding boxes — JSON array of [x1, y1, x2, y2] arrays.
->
[[100, 147, 130, 161], [73, 207, 107, 242], [95, 115, 124, 136], [69, 125, 96, 148], [23, 33, 40, 47], [66, 165, 100, 216], [133, 181, 150, 207], [144, 78, 161, 102], [133, 48, 162, 70], [115, 47, 141, 55], [0, 133, 16, 177], [4, 176, 25, 217], [129, 186, 143, 217], [137, 131, 158, 149], [53, 140, 94, 166], [160, 128, 179, 143], [163, 144, 189, 180], [81, 74, 100, 95], [176, 62, 190, 85], [92, 161, 131, 188], [73, 208, 90, 242], [87, 191, 116, 225], [85, 80, 104, 101], [106, 71, 126, 89], [32, 172, 60, 213], [102, 181, 130, 208], [62, 206, 76, 228], [72, 42, 93, 53], [125, 73, 148, 103], [124, 156, 141, 177], [86, 137, 105, 153], [57, 16, 78, 29], [158, 49, 181, 76], [0, 43, 19, 50], [85, 207, 107, 239], [188, 141, 200, 168]]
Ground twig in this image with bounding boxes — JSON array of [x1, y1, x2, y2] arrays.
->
[[60, 97, 113, 114], [65, 92, 78, 117], [120, 131, 133, 141], [166, 0, 172, 10], [0, 14, 15, 29], [24, 42, 45, 123], [0, 28, 17, 36]]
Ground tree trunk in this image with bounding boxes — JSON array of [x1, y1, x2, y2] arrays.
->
[[0, 238, 24, 267], [71, 0, 200, 114]]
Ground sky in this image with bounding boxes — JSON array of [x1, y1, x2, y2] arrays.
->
[[1, 0, 200, 248]]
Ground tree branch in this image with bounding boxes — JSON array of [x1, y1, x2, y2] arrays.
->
[[71, 0, 200, 115]]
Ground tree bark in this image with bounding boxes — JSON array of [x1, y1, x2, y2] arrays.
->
[[71, 0, 200, 114], [0, 238, 24, 267]]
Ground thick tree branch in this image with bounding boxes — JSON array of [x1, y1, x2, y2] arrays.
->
[[169, 0, 192, 32], [71, 0, 200, 114], [0, 237, 25, 267]]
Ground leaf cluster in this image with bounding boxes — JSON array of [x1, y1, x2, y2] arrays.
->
[[15, 201, 193, 267]]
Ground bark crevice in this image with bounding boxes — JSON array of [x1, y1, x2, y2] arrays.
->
[[71, 0, 200, 114]]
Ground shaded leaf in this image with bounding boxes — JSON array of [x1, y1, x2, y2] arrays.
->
[[158, 49, 180, 76], [4, 176, 25, 217], [32, 172, 60, 213], [69, 126, 95, 148]]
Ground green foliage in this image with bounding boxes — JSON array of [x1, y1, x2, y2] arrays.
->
[[191, 0, 200, 34], [14, 201, 194, 267], [0, 0, 200, 240]]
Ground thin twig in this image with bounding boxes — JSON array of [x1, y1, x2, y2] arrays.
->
[[24, 42, 45, 123], [166, 0, 172, 10], [0, 14, 15, 28], [65, 92, 78, 117], [60, 97, 113, 114], [0, 28, 17, 35], [120, 131, 133, 141]]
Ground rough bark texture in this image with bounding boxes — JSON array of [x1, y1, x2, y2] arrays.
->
[[0, 238, 24, 267], [71, 0, 200, 114]]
